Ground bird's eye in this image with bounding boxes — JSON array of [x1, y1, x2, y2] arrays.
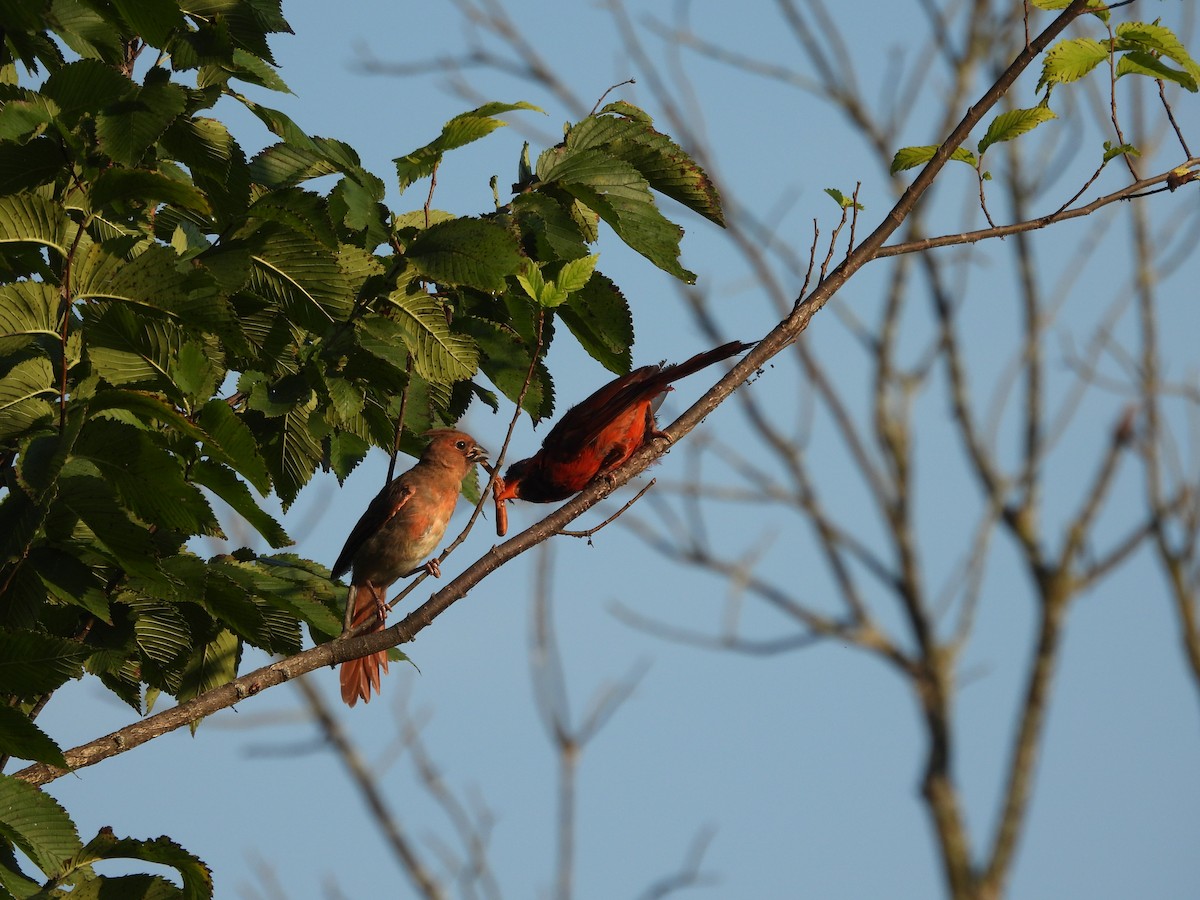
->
[[456, 440, 468, 450]]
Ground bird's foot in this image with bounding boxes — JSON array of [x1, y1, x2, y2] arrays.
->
[[423, 559, 442, 579]]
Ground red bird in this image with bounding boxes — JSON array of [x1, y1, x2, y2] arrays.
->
[[332, 429, 488, 706], [492, 340, 752, 535]]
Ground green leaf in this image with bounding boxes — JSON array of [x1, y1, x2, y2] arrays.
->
[[516, 262, 567, 306], [568, 108, 724, 226], [212, 47, 291, 92], [1117, 22, 1200, 80], [95, 78, 188, 167], [511, 192, 590, 261], [457, 316, 553, 420], [176, 627, 239, 704], [233, 96, 319, 152], [1116, 51, 1199, 92], [41, 59, 130, 123], [55, 473, 166, 580], [71, 830, 213, 900], [84, 303, 183, 393], [190, 459, 290, 548], [394, 100, 543, 194], [196, 399, 272, 493], [538, 147, 694, 282], [0, 774, 82, 879], [251, 401, 323, 508], [0, 705, 69, 768], [0, 193, 69, 253], [247, 187, 337, 248], [124, 596, 192, 666], [365, 294, 480, 384], [1037, 38, 1109, 92], [31, 545, 112, 622], [977, 107, 1058, 156], [0, 628, 88, 696], [1102, 141, 1140, 164], [74, 419, 221, 537], [248, 225, 353, 327], [109, 0, 186, 44], [91, 168, 213, 217], [556, 271, 633, 375], [406, 217, 525, 292], [889, 144, 979, 174], [823, 188, 864, 210], [0, 360, 55, 444], [555, 253, 598, 294], [0, 137, 63, 197]]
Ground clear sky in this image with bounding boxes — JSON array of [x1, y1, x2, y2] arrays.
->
[[34, 3, 1200, 898]]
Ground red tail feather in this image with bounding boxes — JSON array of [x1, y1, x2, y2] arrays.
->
[[339, 585, 390, 707]]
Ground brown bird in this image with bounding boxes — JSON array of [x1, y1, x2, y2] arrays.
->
[[332, 429, 488, 706], [492, 340, 752, 535]]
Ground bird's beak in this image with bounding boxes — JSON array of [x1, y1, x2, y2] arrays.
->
[[469, 444, 489, 465]]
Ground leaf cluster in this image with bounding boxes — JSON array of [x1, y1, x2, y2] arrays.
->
[[890, 12, 1198, 176], [0, 2, 722, 891]]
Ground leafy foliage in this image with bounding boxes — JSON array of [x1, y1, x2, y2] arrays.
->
[[0, 0, 724, 888], [893, 16, 1197, 177]]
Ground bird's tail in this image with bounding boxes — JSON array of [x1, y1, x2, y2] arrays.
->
[[663, 340, 754, 383], [340, 584, 390, 707]]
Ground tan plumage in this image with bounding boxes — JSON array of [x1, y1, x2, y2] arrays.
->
[[332, 429, 487, 706]]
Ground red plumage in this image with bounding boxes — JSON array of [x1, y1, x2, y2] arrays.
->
[[492, 340, 752, 535]]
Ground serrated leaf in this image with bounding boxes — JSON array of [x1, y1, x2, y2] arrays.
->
[[84, 303, 183, 393], [1038, 38, 1109, 92], [248, 187, 337, 248], [31, 545, 112, 621], [0, 136, 64, 197], [977, 107, 1058, 156], [406, 217, 524, 292], [251, 400, 322, 508], [0, 628, 88, 696], [190, 459, 290, 547], [394, 100, 543, 194], [1102, 141, 1140, 163], [0, 774, 82, 879], [109, 0, 186, 44], [71, 830, 212, 900], [556, 271, 633, 375], [538, 147, 694, 282], [0, 357, 56, 426], [95, 78, 187, 167], [889, 144, 978, 174], [41, 59, 130, 123], [823, 188, 864, 210], [56, 474, 166, 580], [176, 627, 238, 704], [556, 253, 598, 294], [565, 110, 724, 226], [195, 399, 271, 492], [1117, 22, 1200, 80], [511, 192, 589, 261], [457, 316, 553, 420], [1116, 51, 1198, 92], [0, 705, 68, 768], [125, 597, 191, 665], [368, 294, 480, 384], [0, 192, 69, 253], [74, 419, 220, 536], [91, 168, 213, 217], [248, 225, 353, 327]]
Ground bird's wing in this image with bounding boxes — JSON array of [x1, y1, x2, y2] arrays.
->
[[541, 365, 663, 454], [330, 479, 416, 578]]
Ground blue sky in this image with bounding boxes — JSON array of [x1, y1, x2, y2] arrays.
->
[[33, 2, 1200, 898]]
